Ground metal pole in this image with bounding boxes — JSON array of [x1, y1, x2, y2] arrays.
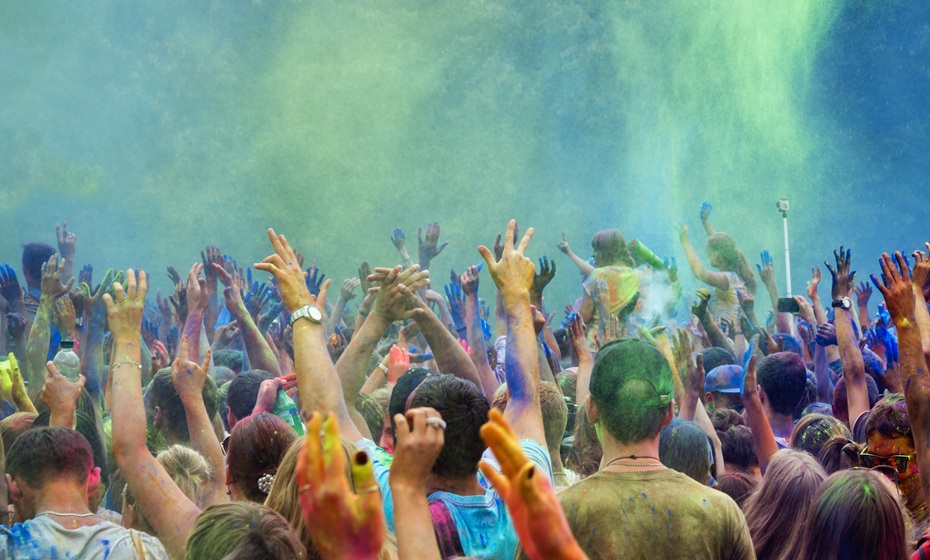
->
[[782, 213, 792, 297]]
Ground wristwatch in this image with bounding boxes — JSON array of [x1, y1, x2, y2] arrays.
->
[[831, 297, 852, 310], [290, 304, 323, 325]]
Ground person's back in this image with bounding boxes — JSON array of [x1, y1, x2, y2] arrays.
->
[[540, 338, 754, 560], [559, 468, 750, 559]]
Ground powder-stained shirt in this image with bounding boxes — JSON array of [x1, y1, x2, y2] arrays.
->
[[521, 469, 755, 560], [356, 437, 553, 560], [0, 516, 168, 559]]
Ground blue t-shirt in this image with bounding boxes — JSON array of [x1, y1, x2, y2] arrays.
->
[[355, 438, 553, 560]]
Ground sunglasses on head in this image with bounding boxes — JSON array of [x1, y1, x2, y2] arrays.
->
[[859, 446, 915, 474]]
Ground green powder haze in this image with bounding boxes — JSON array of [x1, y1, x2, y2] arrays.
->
[[2, 0, 923, 312]]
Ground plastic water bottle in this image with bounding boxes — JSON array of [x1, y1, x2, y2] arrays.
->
[[53, 340, 81, 382], [272, 389, 305, 436]]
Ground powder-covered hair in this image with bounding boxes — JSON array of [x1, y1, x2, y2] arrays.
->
[[184, 502, 307, 560]]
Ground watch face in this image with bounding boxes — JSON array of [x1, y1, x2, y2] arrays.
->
[[307, 306, 323, 322]]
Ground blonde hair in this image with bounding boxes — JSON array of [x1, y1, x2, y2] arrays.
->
[[743, 449, 827, 560], [125, 445, 211, 534], [156, 444, 211, 504], [264, 435, 397, 560]]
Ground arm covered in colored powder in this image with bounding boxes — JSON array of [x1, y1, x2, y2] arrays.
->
[[479, 220, 546, 444], [109, 270, 200, 560], [872, 251, 930, 512]]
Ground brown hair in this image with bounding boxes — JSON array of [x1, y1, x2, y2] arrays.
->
[[717, 472, 758, 509], [264, 435, 397, 560], [566, 402, 602, 478], [227, 413, 296, 503], [743, 449, 826, 560], [591, 230, 635, 268], [798, 470, 908, 560], [706, 233, 757, 294]]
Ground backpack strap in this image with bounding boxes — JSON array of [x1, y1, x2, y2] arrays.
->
[[428, 499, 465, 560]]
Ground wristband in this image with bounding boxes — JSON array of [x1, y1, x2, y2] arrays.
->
[[377, 363, 388, 374]]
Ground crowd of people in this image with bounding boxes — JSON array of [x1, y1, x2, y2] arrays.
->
[[0, 204, 927, 559]]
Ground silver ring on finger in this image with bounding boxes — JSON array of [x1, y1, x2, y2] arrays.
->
[[425, 417, 447, 430]]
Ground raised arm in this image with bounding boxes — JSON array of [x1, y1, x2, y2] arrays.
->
[[740, 355, 778, 473], [391, 227, 415, 269], [417, 222, 449, 274], [461, 265, 499, 398], [678, 225, 730, 290], [25, 254, 73, 393], [909, 244, 930, 364], [172, 335, 228, 508], [337, 265, 429, 436], [757, 250, 792, 335], [79, 268, 117, 406], [478, 220, 545, 444], [108, 270, 200, 560], [214, 263, 281, 376], [826, 247, 870, 425], [55, 222, 77, 285], [254, 228, 363, 442], [556, 233, 595, 277], [326, 278, 360, 337], [871, 252, 930, 513], [699, 202, 716, 237]]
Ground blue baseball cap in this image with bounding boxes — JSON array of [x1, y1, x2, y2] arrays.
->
[[704, 365, 744, 394]]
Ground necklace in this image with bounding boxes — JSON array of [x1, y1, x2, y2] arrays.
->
[[604, 455, 664, 469], [36, 511, 97, 519]]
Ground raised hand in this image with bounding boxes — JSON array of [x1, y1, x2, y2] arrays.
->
[[390, 407, 445, 489], [740, 354, 759, 402], [41, 361, 86, 427], [185, 263, 209, 314], [212, 322, 240, 350], [169, 279, 188, 325], [807, 266, 822, 300], [255, 228, 328, 314], [417, 222, 449, 266], [677, 223, 689, 243], [391, 227, 406, 251], [460, 265, 480, 296], [757, 250, 776, 287], [692, 288, 711, 320], [386, 344, 410, 385], [825, 246, 856, 301], [910, 243, 930, 295], [0, 265, 22, 306], [201, 246, 223, 290], [341, 278, 360, 301], [103, 269, 148, 342], [530, 257, 556, 304], [55, 222, 76, 261], [40, 254, 74, 300], [370, 266, 431, 322], [479, 220, 535, 297], [855, 281, 873, 308], [445, 282, 466, 331], [297, 412, 385, 560], [700, 201, 713, 222], [166, 266, 182, 286], [758, 327, 778, 355], [557, 232, 571, 255], [871, 252, 915, 325], [479, 409, 587, 560], [53, 296, 77, 339], [6, 313, 27, 340], [306, 265, 326, 297], [495, 225, 521, 261], [171, 335, 211, 404], [258, 299, 285, 334], [151, 339, 171, 372], [815, 323, 837, 347]]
